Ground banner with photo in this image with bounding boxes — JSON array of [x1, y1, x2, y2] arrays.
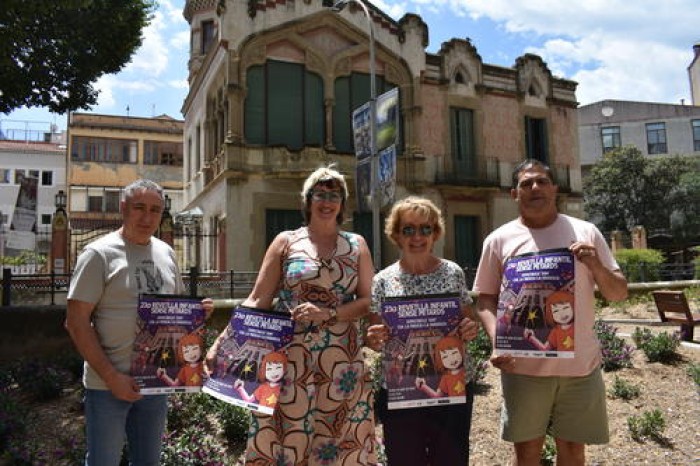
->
[[352, 88, 399, 212], [5, 171, 38, 252], [380, 293, 469, 410], [131, 294, 207, 394], [376, 87, 399, 152], [203, 306, 294, 415], [495, 248, 576, 358]]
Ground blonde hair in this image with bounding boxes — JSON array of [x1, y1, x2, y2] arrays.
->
[[384, 196, 445, 245], [300, 164, 349, 225]]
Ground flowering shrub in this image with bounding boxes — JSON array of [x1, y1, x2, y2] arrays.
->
[[594, 320, 634, 371], [632, 328, 681, 363]]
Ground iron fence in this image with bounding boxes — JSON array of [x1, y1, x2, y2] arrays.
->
[[619, 262, 699, 283], [0, 267, 259, 307]]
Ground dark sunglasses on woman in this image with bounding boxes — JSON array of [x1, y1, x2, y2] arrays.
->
[[401, 225, 434, 237], [311, 191, 343, 203]]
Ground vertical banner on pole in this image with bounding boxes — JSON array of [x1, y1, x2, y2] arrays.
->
[[352, 102, 372, 213], [353, 88, 400, 211], [376, 88, 399, 207], [6, 172, 38, 254]]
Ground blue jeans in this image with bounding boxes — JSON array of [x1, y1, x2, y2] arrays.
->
[[84, 389, 168, 466]]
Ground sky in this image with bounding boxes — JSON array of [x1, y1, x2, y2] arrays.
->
[[2, 0, 699, 134]]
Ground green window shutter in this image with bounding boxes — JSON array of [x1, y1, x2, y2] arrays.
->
[[245, 65, 265, 144], [454, 215, 480, 269], [305, 71, 324, 145], [268, 61, 303, 150], [265, 209, 303, 247], [333, 77, 352, 152], [451, 108, 475, 175]]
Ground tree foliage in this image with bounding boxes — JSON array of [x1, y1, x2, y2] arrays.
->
[[583, 146, 696, 234], [0, 0, 155, 114]]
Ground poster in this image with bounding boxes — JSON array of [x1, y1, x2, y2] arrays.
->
[[495, 248, 576, 358], [352, 102, 372, 161], [381, 293, 468, 410], [5, 172, 38, 252], [376, 87, 399, 152], [131, 294, 207, 394], [378, 145, 396, 207], [202, 306, 294, 415], [355, 158, 372, 213]]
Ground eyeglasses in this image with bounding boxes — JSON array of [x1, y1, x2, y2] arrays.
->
[[310, 191, 343, 203], [517, 176, 553, 189], [401, 225, 434, 237]]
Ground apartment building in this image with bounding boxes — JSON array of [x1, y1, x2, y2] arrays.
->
[[66, 113, 185, 267]]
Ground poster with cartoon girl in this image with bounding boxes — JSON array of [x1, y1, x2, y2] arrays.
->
[[203, 306, 294, 415], [381, 293, 470, 410], [414, 335, 467, 401], [523, 291, 575, 352], [232, 351, 287, 410], [156, 332, 205, 388], [495, 248, 576, 358], [131, 294, 206, 394]]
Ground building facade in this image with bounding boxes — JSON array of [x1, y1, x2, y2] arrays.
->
[[66, 113, 185, 268], [578, 100, 700, 176], [182, 0, 583, 271], [0, 138, 66, 261]]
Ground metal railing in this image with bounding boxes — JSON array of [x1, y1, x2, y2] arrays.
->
[[0, 267, 260, 307]]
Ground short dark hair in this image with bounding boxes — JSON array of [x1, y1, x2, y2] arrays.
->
[[511, 159, 555, 188]]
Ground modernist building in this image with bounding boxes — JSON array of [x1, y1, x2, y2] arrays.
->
[[66, 113, 185, 268], [181, 0, 583, 271]]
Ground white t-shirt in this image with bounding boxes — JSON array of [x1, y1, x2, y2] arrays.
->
[[68, 231, 184, 389], [473, 214, 620, 377]]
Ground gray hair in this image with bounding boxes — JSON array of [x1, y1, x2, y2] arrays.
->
[[122, 179, 164, 203]]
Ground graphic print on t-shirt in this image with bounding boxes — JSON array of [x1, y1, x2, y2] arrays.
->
[[135, 259, 164, 292]]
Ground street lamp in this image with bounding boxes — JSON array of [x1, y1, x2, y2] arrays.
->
[[54, 190, 67, 211], [332, 0, 381, 269]]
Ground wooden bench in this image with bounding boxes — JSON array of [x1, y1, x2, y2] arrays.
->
[[652, 291, 700, 342]]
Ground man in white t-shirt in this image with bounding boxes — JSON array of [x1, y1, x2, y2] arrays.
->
[[473, 160, 627, 466], [66, 179, 212, 466]]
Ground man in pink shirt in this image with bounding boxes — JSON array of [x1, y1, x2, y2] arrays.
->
[[473, 159, 628, 466]]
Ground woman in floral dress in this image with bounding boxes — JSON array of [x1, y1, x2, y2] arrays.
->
[[208, 166, 376, 465]]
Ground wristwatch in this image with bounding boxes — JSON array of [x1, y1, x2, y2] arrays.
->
[[326, 307, 338, 326]]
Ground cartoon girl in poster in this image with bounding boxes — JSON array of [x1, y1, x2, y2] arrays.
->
[[156, 332, 205, 387], [414, 335, 466, 398], [233, 351, 288, 408], [523, 290, 575, 351]]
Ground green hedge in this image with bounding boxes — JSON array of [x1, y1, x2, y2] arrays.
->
[[614, 249, 665, 283]]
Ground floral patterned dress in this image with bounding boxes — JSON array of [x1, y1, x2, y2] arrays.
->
[[244, 227, 377, 466]]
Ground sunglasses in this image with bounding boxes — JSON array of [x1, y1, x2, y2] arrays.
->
[[401, 225, 434, 237], [310, 191, 343, 203]]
